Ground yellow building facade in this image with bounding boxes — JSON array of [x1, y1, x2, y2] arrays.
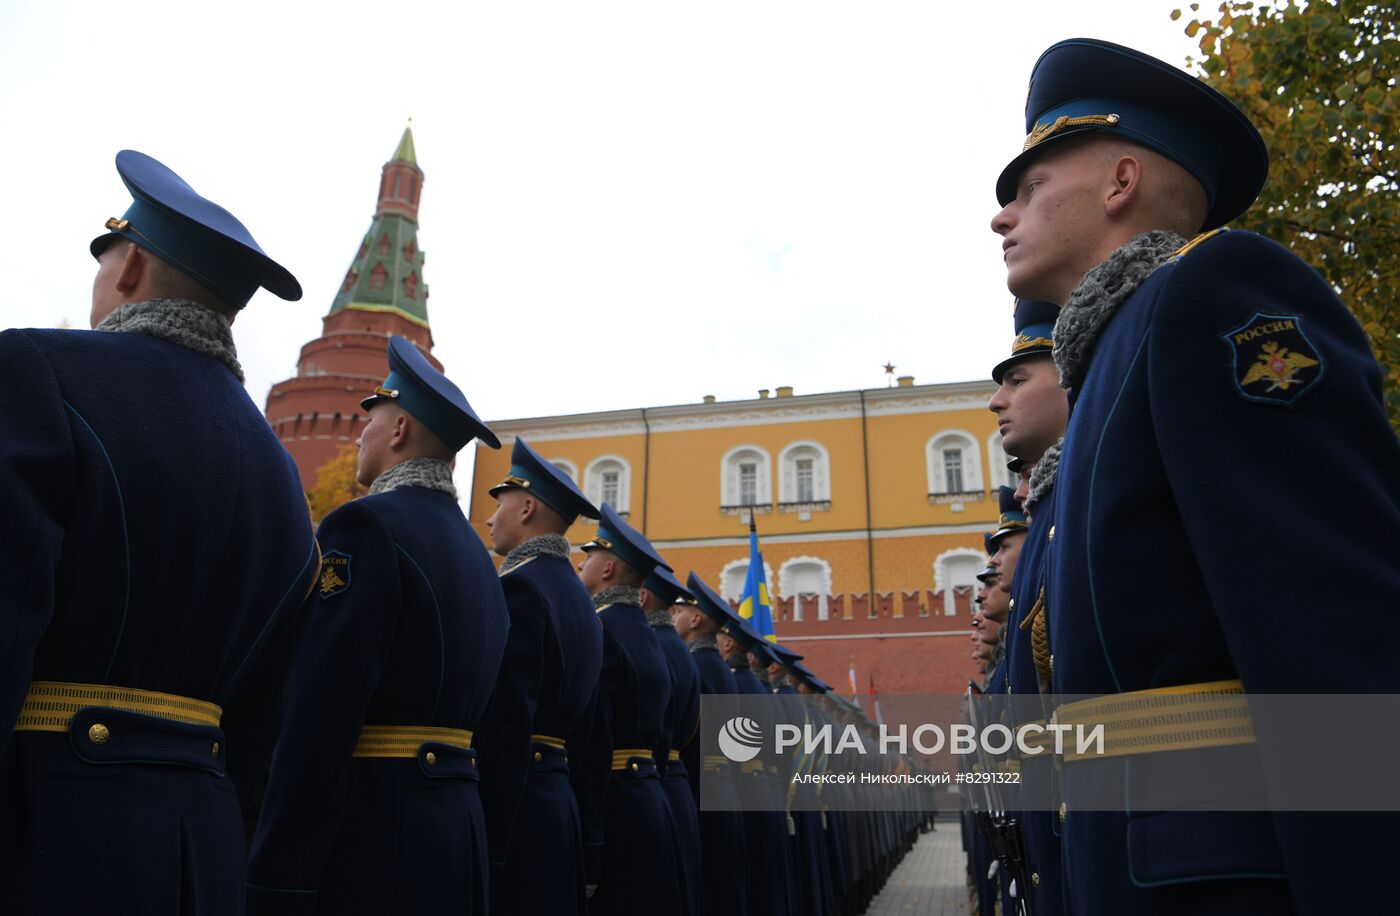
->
[[467, 378, 1009, 628]]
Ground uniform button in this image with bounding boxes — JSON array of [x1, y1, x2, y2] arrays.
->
[[425, 752, 437, 766], [211, 741, 221, 758], [88, 723, 110, 745], [630, 763, 638, 772], [1031, 872, 1040, 887], [1048, 526, 1056, 541], [534, 751, 543, 762], [1059, 803, 1067, 823]]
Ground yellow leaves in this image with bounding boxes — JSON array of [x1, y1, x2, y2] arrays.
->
[[307, 443, 368, 526]]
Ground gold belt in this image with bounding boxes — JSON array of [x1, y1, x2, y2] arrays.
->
[[1055, 679, 1254, 762], [531, 734, 566, 749], [16, 680, 221, 731], [353, 725, 473, 758], [612, 748, 653, 770], [703, 754, 729, 770], [741, 760, 765, 775], [667, 749, 680, 761]]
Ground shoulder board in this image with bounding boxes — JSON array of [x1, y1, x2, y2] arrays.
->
[[1172, 227, 1228, 260], [499, 555, 539, 578], [595, 603, 614, 614]]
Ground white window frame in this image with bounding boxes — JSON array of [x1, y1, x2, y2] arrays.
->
[[720, 445, 772, 508], [777, 440, 832, 506], [585, 455, 631, 514], [933, 548, 986, 616], [986, 431, 1018, 491], [926, 431, 983, 496], [778, 556, 833, 621]]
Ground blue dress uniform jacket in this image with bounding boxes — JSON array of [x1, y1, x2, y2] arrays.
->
[[579, 600, 687, 916], [477, 550, 602, 916], [731, 666, 798, 916], [0, 328, 318, 916], [246, 485, 508, 915], [1048, 230, 1400, 915], [691, 646, 750, 916], [774, 683, 832, 916], [651, 623, 703, 916], [1004, 489, 1064, 916]]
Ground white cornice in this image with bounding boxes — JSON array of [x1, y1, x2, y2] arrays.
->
[[487, 380, 998, 442], [644, 521, 993, 550]]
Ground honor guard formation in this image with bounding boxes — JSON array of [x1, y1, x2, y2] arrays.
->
[[1, 32, 1398, 916]]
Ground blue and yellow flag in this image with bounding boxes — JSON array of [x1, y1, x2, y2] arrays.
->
[[738, 521, 776, 641]]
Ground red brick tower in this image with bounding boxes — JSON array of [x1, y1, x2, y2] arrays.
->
[[266, 124, 444, 490]]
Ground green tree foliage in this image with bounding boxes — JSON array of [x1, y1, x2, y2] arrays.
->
[[1176, 1, 1400, 429], [307, 443, 367, 526]]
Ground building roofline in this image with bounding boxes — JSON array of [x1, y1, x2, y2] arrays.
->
[[484, 378, 997, 433]]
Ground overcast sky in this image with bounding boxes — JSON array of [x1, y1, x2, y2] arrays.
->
[[1, 1, 1200, 489]]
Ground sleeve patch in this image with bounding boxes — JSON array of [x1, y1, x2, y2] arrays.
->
[[319, 550, 352, 597], [1222, 312, 1323, 407]]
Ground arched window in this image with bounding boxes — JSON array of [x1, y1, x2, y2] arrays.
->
[[987, 430, 1018, 491], [720, 445, 772, 511], [369, 263, 388, 290], [549, 458, 579, 483], [585, 455, 631, 514], [926, 431, 983, 501], [933, 548, 985, 616], [778, 441, 831, 511], [779, 556, 833, 621], [720, 558, 775, 604]]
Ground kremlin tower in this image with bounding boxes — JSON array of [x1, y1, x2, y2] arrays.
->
[[266, 125, 444, 490]]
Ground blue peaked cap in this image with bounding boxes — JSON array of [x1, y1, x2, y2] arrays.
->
[[990, 485, 1029, 545], [581, 503, 671, 578], [360, 336, 500, 452], [996, 38, 1267, 231], [643, 566, 696, 606], [992, 299, 1060, 384], [490, 438, 599, 522], [91, 150, 301, 308], [768, 642, 804, 668], [687, 571, 746, 630]]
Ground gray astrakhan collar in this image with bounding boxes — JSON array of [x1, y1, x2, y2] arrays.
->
[[368, 457, 457, 498], [593, 585, 641, 610], [725, 653, 748, 671], [1026, 439, 1061, 510], [1053, 229, 1187, 390], [501, 533, 571, 574], [96, 297, 243, 381], [647, 609, 675, 628], [687, 634, 719, 653]]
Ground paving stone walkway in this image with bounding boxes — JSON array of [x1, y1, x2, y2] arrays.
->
[[865, 821, 973, 916]]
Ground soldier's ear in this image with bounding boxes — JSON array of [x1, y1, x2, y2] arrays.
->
[[519, 495, 538, 523], [388, 412, 410, 448], [115, 242, 145, 294]]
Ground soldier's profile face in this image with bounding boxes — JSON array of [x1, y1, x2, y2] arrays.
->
[[990, 530, 1027, 594], [486, 489, 526, 556], [991, 139, 1111, 305], [355, 405, 395, 486], [988, 355, 1067, 462]]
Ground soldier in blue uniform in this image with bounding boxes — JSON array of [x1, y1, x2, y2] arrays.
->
[[478, 437, 604, 916], [766, 641, 833, 916], [989, 300, 1067, 916], [992, 37, 1400, 914], [638, 566, 704, 916], [247, 336, 509, 915], [716, 613, 799, 916], [678, 573, 755, 916], [575, 504, 688, 915], [0, 150, 315, 915]]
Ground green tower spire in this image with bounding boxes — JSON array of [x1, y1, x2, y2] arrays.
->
[[328, 124, 430, 327]]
